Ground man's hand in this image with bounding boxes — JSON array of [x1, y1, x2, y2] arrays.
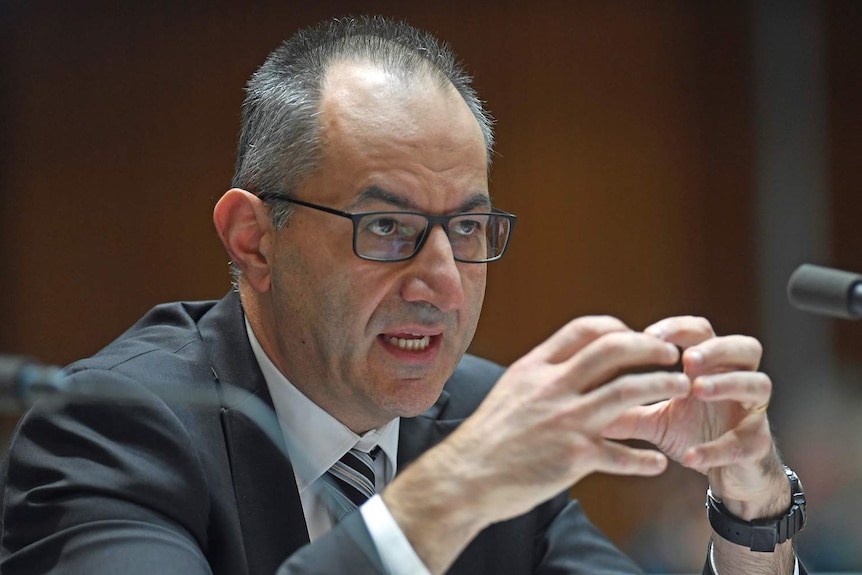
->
[[602, 316, 786, 516], [602, 316, 796, 574], [384, 315, 797, 574], [383, 315, 692, 573]]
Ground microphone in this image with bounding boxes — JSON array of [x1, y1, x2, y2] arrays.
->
[[0, 353, 287, 458], [0, 355, 68, 409], [787, 264, 862, 319]]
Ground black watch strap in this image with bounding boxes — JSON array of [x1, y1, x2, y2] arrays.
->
[[706, 465, 806, 552]]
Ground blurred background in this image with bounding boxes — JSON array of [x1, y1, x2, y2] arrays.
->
[[2, 0, 861, 571]]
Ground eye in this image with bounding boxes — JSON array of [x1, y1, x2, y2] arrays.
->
[[364, 216, 419, 238], [366, 217, 399, 237], [451, 218, 484, 237]]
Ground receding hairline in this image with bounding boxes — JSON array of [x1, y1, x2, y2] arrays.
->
[[321, 49, 461, 89], [310, 57, 488, 171], [318, 56, 475, 117]]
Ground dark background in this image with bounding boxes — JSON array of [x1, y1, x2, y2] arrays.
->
[[2, 1, 861, 571]]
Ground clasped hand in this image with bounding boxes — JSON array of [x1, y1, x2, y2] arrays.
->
[[448, 315, 781, 524]]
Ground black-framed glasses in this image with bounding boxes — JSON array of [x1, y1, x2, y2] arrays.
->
[[257, 191, 516, 263]]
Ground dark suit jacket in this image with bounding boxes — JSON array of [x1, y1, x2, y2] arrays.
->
[[0, 293, 779, 574]]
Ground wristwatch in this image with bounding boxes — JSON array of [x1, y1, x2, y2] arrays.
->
[[706, 465, 806, 552]]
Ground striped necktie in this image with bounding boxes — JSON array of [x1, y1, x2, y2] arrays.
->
[[323, 447, 379, 522]]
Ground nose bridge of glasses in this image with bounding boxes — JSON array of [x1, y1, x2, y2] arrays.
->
[[420, 217, 455, 255], [432, 213, 474, 247]]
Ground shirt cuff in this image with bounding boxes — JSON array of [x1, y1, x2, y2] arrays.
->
[[709, 540, 800, 575], [361, 495, 431, 575]]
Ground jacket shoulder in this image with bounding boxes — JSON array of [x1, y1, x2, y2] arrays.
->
[[440, 354, 506, 418], [66, 299, 221, 377]]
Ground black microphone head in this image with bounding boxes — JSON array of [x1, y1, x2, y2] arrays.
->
[[787, 264, 862, 320]]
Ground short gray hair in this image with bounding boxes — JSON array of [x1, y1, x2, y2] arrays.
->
[[227, 16, 494, 287], [231, 15, 494, 230]]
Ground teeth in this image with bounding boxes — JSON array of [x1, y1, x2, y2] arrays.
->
[[388, 335, 431, 351]]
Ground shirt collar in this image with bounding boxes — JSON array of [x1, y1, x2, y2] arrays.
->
[[244, 318, 399, 492]]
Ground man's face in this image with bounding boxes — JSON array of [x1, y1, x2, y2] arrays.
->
[[260, 62, 490, 432]]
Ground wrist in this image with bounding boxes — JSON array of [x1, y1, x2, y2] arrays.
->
[[709, 459, 790, 520], [706, 465, 806, 552], [382, 443, 487, 574]]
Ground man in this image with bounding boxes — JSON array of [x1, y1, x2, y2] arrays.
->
[[0, 16, 805, 575]]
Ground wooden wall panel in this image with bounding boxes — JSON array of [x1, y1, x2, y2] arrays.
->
[[0, 1, 799, 569], [830, 1, 862, 359]]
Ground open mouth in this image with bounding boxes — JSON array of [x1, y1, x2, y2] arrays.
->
[[386, 334, 431, 351]]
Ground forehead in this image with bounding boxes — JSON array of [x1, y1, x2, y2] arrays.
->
[[319, 59, 482, 142], [311, 60, 488, 208]]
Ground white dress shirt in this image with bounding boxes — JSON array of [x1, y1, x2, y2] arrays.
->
[[245, 320, 430, 574]]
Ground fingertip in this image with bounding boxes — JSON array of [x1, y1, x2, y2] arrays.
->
[[692, 376, 714, 396], [683, 447, 702, 467], [686, 349, 705, 367], [673, 373, 692, 396], [644, 325, 665, 339], [652, 451, 669, 471], [637, 451, 668, 475], [664, 343, 680, 363]]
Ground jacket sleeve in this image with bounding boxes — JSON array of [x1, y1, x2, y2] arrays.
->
[[275, 512, 386, 575], [533, 493, 646, 575], [279, 492, 645, 575]]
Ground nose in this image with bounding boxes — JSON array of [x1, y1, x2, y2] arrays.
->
[[399, 226, 466, 312]]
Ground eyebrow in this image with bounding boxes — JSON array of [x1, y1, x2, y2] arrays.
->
[[352, 186, 493, 213]]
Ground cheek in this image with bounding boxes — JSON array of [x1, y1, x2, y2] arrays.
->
[[463, 266, 487, 310], [313, 264, 398, 337], [456, 266, 487, 344]]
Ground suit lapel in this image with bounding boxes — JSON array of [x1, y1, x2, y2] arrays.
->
[[197, 293, 489, 574], [198, 293, 310, 574], [397, 388, 461, 471]]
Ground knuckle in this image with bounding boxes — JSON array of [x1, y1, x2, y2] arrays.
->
[[743, 377, 759, 396], [505, 357, 535, 383], [735, 372, 771, 398], [678, 315, 712, 332], [677, 315, 714, 336], [693, 316, 715, 334], [611, 373, 666, 403], [754, 372, 772, 394], [594, 331, 637, 355], [730, 334, 762, 356], [606, 378, 630, 405], [569, 315, 627, 341], [592, 335, 620, 356], [593, 314, 628, 329], [569, 435, 597, 462]]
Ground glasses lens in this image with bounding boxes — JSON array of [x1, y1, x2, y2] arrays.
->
[[355, 211, 512, 262], [355, 212, 428, 261], [489, 215, 512, 259], [447, 214, 496, 262]]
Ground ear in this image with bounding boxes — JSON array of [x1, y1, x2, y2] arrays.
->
[[213, 188, 273, 293]]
